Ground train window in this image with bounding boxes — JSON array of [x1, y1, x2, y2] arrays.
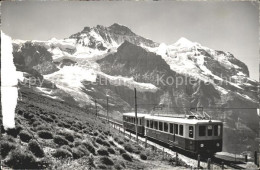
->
[[170, 123, 174, 134], [179, 125, 183, 136], [154, 121, 158, 130], [164, 122, 168, 132], [218, 125, 221, 136], [159, 122, 163, 131], [174, 124, 178, 135], [146, 120, 149, 127], [150, 120, 153, 128], [189, 126, 194, 138], [207, 125, 213, 136], [214, 125, 221, 136], [199, 126, 206, 136]]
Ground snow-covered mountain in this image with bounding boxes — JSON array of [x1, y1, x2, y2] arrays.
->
[[11, 23, 259, 154]]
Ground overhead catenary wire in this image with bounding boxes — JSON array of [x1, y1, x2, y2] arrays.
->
[[94, 100, 258, 110], [136, 104, 258, 110], [130, 96, 259, 110]]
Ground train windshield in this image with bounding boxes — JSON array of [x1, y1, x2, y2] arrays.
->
[[189, 126, 194, 138], [207, 125, 213, 136], [199, 124, 221, 137], [199, 126, 206, 136], [214, 124, 221, 136]]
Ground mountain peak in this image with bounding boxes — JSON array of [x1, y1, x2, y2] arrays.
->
[[174, 37, 195, 48], [109, 23, 125, 28], [108, 23, 135, 36], [82, 26, 91, 32]]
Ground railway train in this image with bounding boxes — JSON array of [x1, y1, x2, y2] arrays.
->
[[123, 112, 223, 155]]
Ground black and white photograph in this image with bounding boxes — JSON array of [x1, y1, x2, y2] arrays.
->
[[1, 1, 259, 169]]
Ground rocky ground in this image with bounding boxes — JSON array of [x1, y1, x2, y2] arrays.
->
[[0, 86, 188, 169]]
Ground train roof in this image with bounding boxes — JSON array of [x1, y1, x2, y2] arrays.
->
[[123, 112, 222, 125], [123, 112, 148, 117]]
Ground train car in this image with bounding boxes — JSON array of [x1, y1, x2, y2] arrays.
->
[[122, 112, 223, 154], [145, 114, 223, 154], [122, 113, 146, 136]]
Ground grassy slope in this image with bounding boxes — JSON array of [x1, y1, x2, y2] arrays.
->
[[0, 86, 186, 169]]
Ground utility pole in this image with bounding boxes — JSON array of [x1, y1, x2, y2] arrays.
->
[[106, 95, 109, 123], [95, 99, 98, 118], [134, 88, 138, 141]]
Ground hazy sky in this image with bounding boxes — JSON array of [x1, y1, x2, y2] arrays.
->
[[2, 1, 259, 80]]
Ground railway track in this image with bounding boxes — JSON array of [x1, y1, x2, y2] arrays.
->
[[211, 156, 246, 169], [98, 115, 248, 169]]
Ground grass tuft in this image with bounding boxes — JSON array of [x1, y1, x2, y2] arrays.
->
[[99, 156, 114, 165], [28, 140, 45, 158], [96, 137, 110, 147], [52, 148, 72, 159], [82, 140, 96, 154], [57, 131, 74, 142], [122, 153, 132, 162], [5, 148, 39, 169], [107, 147, 115, 154], [140, 153, 147, 160], [19, 130, 33, 143], [0, 140, 16, 159], [97, 148, 109, 156], [38, 130, 53, 139], [53, 135, 69, 146]]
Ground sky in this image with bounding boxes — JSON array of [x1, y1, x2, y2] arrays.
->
[[1, 1, 259, 81]]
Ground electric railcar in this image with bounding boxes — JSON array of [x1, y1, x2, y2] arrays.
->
[[123, 113, 146, 136], [123, 113, 223, 154]]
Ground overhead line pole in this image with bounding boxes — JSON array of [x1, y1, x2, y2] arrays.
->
[[106, 95, 109, 123], [95, 99, 98, 118], [134, 88, 138, 142]]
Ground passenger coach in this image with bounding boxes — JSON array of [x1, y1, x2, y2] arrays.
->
[[123, 113, 146, 136], [123, 112, 223, 154]]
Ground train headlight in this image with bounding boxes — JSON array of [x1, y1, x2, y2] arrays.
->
[[216, 143, 220, 147], [200, 144, 204, 147]]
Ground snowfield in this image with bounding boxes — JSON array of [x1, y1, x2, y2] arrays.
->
[[98, 72, 159, 93]]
